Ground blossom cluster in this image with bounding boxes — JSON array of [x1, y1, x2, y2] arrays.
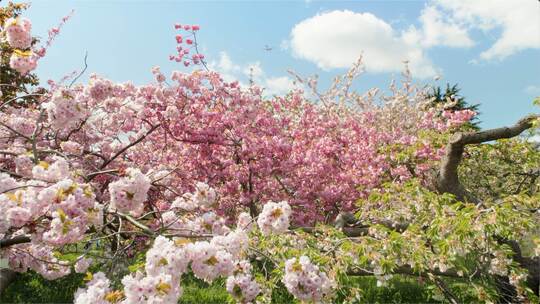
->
[[74, 256, 93, 273], [40, 178, 101, 245], [443, 109, 477, 127], [74, 184, 295, 303], [121, 272, 181, 304], [73, 272, 112, 304], [226, 261, 261, 303], [6, 242, 72, 280], [189, 241, 235, 282], [4, 17, 32, 49], [283, 256, 333, 302], [1, 11, 70, 74], [165, 184, 230, 235], [42, 88, 88, 132], [3, 17, 37, 74], [1, 157, 101, 247], [0, 160, 103, 279], [257, 201, 292, 235], [9, 47, 37, 74], [31, 156, 70, 182], [108, 168, 151, 216]]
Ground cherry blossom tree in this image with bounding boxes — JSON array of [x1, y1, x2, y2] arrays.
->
[[0, 5, 538, 303]]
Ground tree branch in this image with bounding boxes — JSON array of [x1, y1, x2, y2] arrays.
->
[[436, 114, 539, 203], [114, 212, 155, 236], [347, 264, 478, 280], [0, 235, 31, 248]]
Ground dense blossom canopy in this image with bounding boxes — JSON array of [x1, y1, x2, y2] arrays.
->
[[1, 5, 538, 304]]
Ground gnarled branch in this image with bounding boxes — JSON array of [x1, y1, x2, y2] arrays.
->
[[436, 114, 539, 204]]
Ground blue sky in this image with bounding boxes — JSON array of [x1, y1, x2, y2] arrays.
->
[[19, 0, 540, 129]]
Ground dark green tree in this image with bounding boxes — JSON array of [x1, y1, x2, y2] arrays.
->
[[0, 2, 41, 107], [428, 83, 480, 130]]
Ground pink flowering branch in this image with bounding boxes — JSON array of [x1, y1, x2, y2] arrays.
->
[[34, 10, 74, 59], [170, 23, 205, 68], [0, 121, 31, 140], [1, 184, 45, 195], [0, 168, 24, 179]]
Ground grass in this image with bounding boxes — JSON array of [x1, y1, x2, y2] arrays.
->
[[178, 275, 230, 304], [1, 271, 85, 304]]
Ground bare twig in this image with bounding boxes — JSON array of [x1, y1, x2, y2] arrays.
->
[[69, 51, 89, 87]]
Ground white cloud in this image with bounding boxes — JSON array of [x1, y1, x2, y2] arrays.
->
[[525, 85, 540, 96], [216, 52, 240, 73], [265, 76, 297, 96], [213, 52, 242, 83], [243, 62, 264, 79], [404, 5, 474, 48], [290, 10, 437, 78], [209, 52, 299, 96], [432, 0, 540, 60], [287, 2, 539, 77]]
